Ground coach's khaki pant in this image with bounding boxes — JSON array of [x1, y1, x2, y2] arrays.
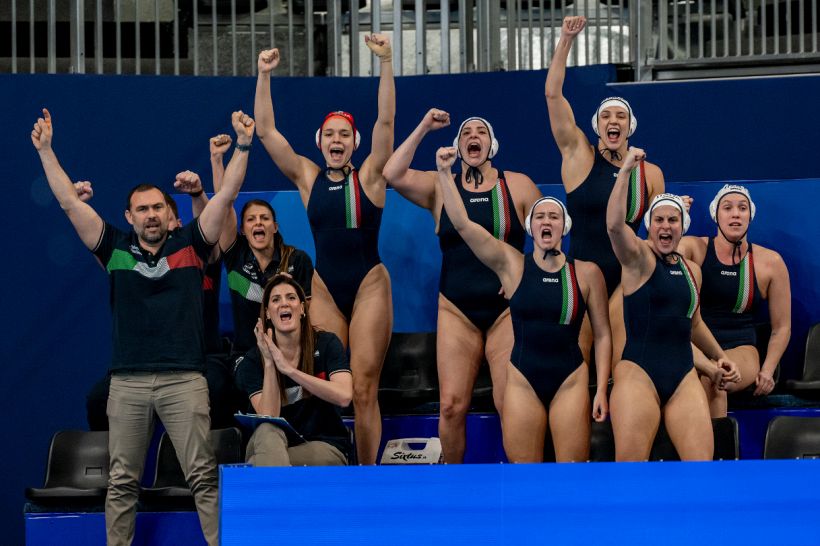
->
[[106, 371, 218, 546], [246, 423, 347, 466]]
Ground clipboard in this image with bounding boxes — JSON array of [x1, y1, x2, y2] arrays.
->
[[234, 412, 306, 445]]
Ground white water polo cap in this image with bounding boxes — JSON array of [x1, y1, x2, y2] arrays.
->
[[453, 117, 499, 159], [644, 193, 691, 234], [525, 196, 572, 237], [709, 184, 756, 223], [592, 96, 637, 138]]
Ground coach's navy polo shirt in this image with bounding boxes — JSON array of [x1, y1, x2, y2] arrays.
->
[[93, 220, 214, 374]]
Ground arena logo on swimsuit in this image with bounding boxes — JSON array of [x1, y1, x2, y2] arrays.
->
[[670, 270, 683, 276], [542, 277, 559, 283], [470, 197, 490, 203], [721, 271, 738, 276]]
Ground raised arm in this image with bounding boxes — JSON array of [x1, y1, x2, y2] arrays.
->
[[436, 147, 520, 290], [383, 108, 450, 211], [198, 111, 253, 244], [254, 49, 319, 193], [545, 16, 589, 159], [209, 133, 240, 252], [31, 109, 103, 250], [756, 250, 791, 395], [606, 147, 645, 269], [360, 34, 395, 185]]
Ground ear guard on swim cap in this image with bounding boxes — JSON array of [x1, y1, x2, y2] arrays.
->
[[453, 117, 499, 159], [315, 111, 361, 150], [709, 183, 756, 223], [644, 193, 691, 234], [592, 96, 637, 138], [525, 196, 572, 237]]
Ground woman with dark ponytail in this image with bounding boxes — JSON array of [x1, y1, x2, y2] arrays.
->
[[219, 198, 314, 357]]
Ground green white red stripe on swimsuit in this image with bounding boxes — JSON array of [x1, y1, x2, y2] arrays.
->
[[227, 271, 264, 303], [344, 170, 362, 229], [106, 246, 203, 278], [732, 250, 755, 313], [559, 262, 580, 325], [677, 258, 700, 319], [625, 160, 646, 224], [491, 180, 511, 241]]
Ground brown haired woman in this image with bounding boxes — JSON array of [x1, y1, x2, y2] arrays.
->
[[234, 275, 353, 466]]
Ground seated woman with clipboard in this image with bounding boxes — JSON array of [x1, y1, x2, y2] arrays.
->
[[234, 274, 353, 466]]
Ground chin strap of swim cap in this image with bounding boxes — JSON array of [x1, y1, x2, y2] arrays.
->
[[465, 165, 485, 189], [325, 165, 352, 180], [657, 249, 682, 265], [717, 225, 746, 265], [598, 148, 622, 162]]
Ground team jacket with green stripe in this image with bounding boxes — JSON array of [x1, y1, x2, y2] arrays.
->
[[93, 220, 214, 373], [223, 235, 314, 354]]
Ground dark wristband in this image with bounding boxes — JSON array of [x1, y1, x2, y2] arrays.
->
[[236, 143, 251, 152], [189, 189, 204, 198]]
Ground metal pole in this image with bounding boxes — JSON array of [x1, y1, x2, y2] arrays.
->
[[70, 0, 86, 73], [306, 0, 314, 76], [415, 0, 425, 75], [539, 0, 545, 68], [193, 0, 198, 74], [595, 0, 601, 64], [48, 0, 56, 73], [331, 0, 342, 76], [231, 0, 238, 75], [30, 0, 35, 73], [351, 0, 360, 76], [289, 0, 295, 76], [393, 0, 403, 75], [174, 0, 179, 74], [250, 0, 257, 76], [212, 0, 218, 75], [528, 0, 533, 69], [136, 0, 141, 74], [659, 0, 667, 60], [155, 0, 160, 74], [116, 0, 122, 73], [710, 0, 716, 58], [507, 0, 517, 70], [96, 0, 104, 73], [11, 0, 17, 73], [441, 0, 450, 73], [372, 0, 381, 75], [458, 0, 467, 72]]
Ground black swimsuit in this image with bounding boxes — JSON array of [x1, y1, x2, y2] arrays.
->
[[566, 153, 648, 296], [622, 254, 700, 404], [509, 255, 586, 406], [306, 169, 382, 321], [700, 238, 759, 350], [438, 171, 525, 332]]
